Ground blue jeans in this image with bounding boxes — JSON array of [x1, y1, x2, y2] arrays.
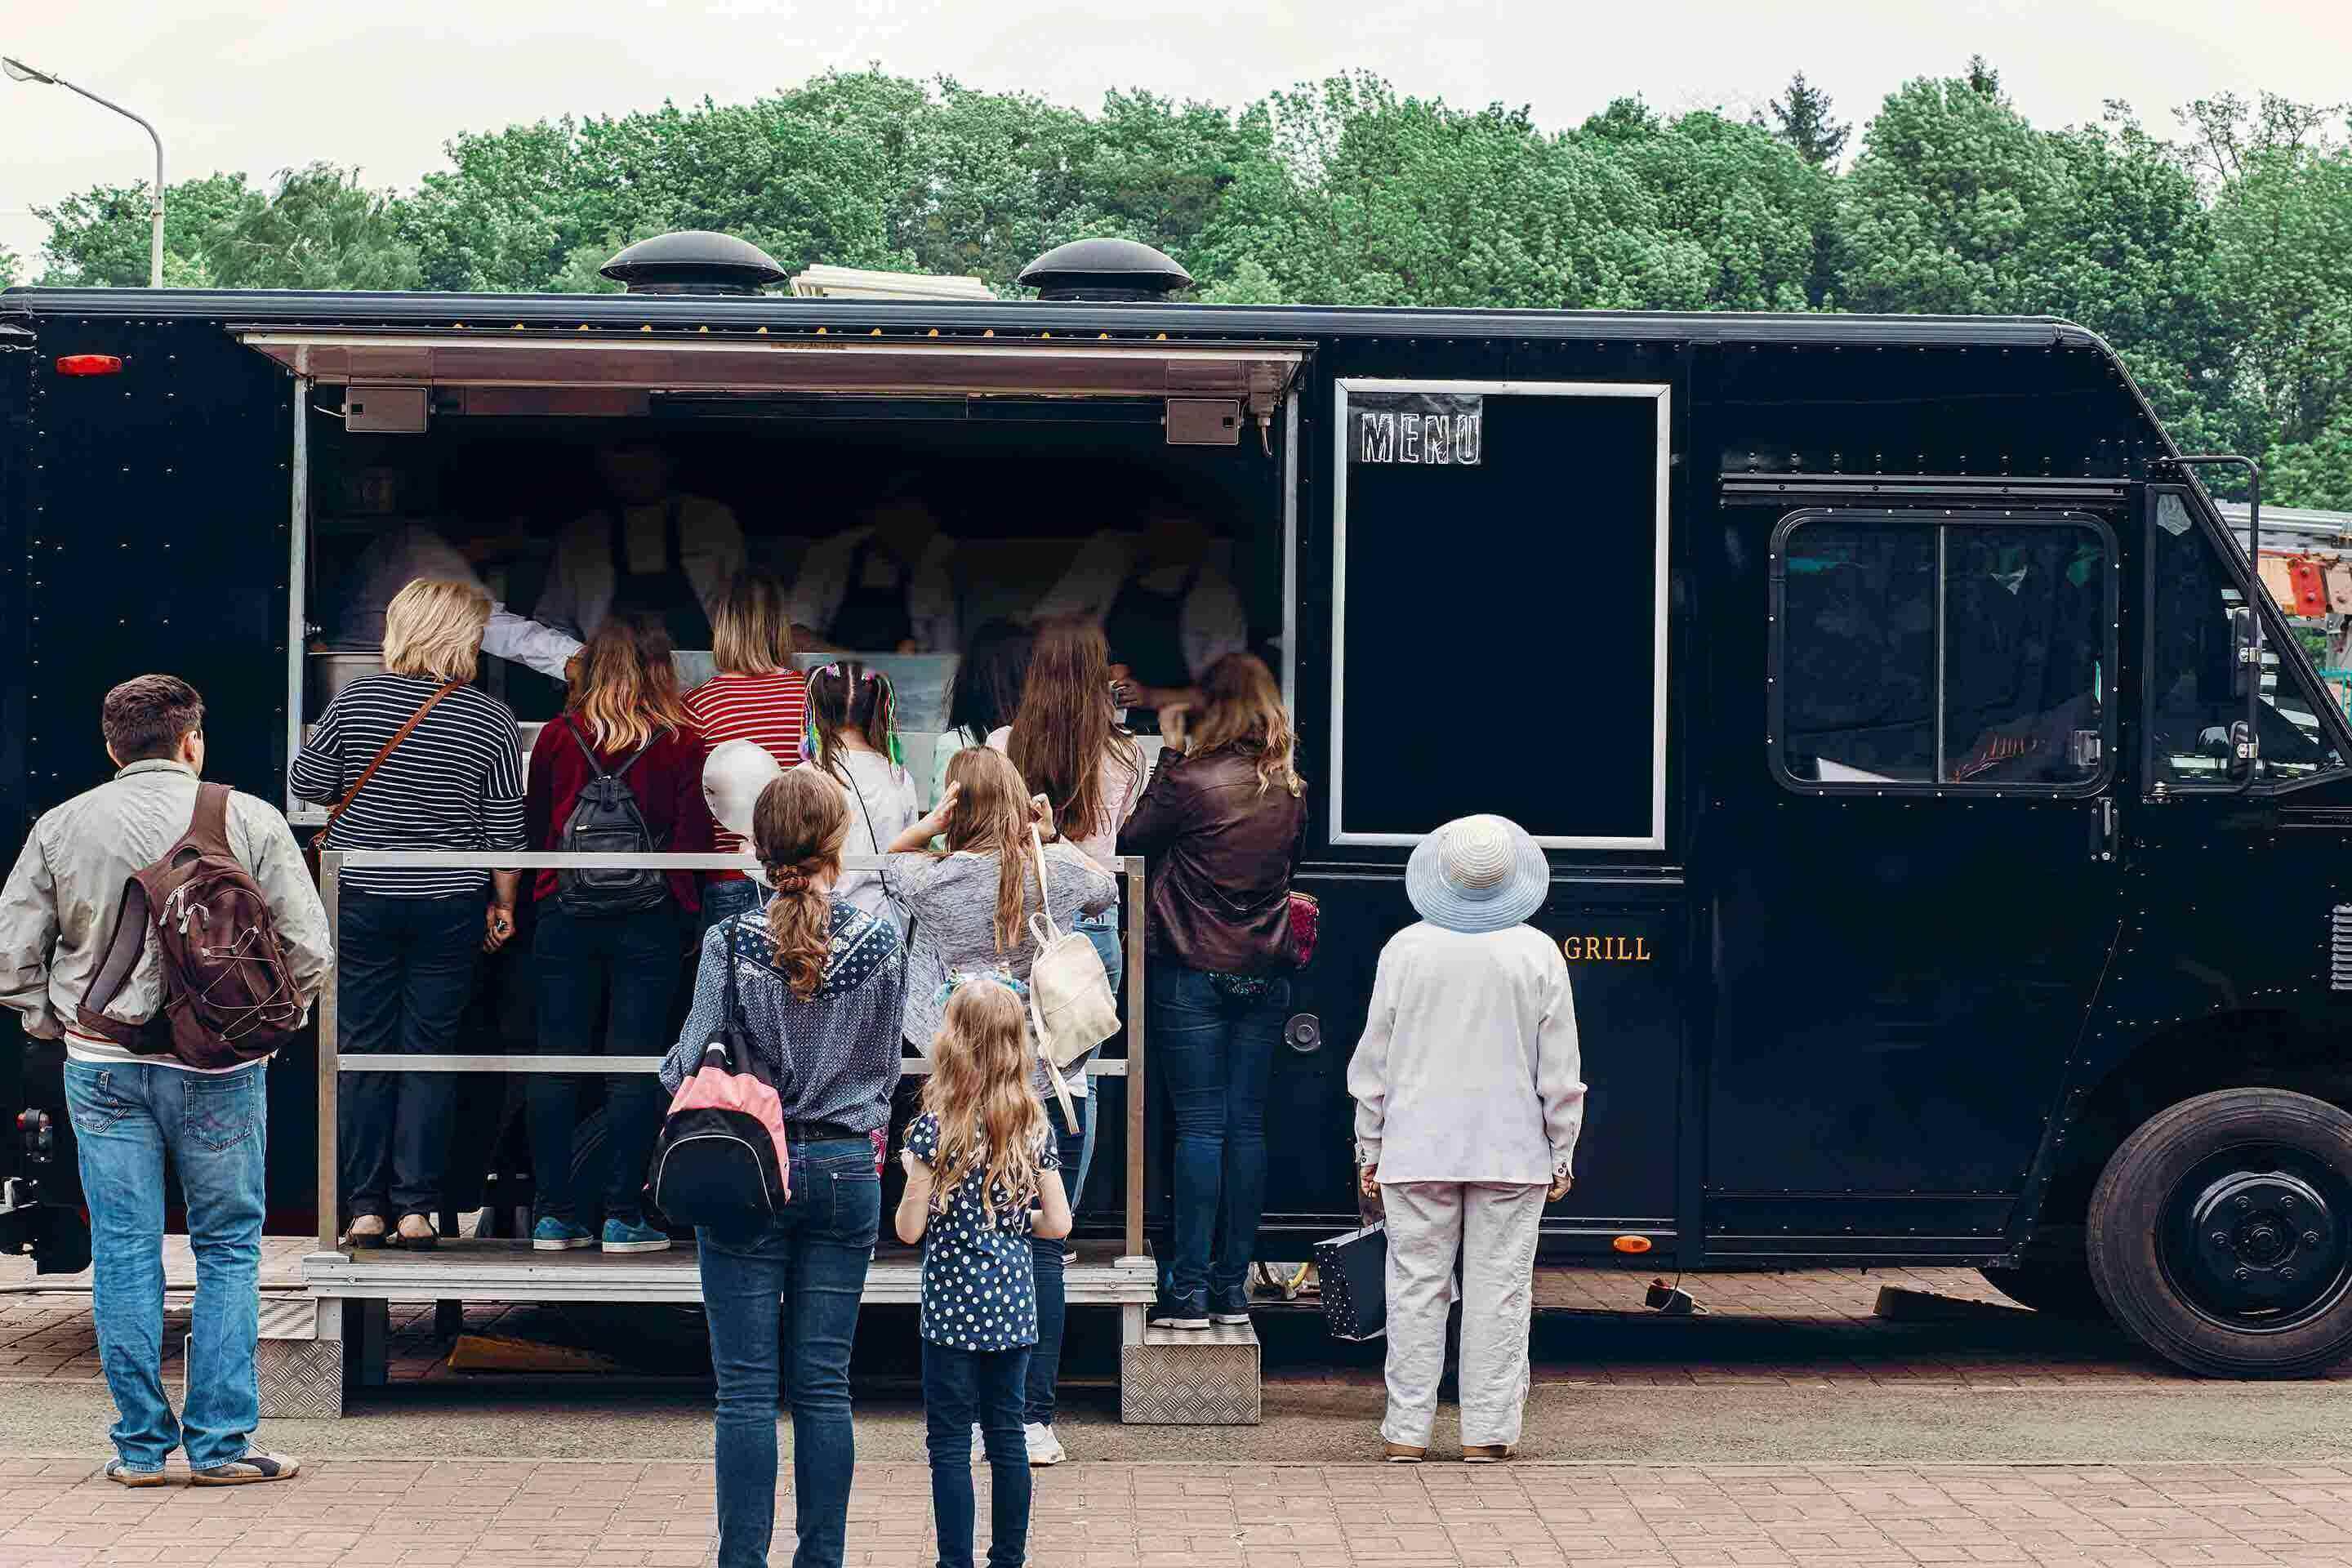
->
[[924, 1339, 1032, 1568], [1025, 1094, 1092, 1425], [61, 1058, 267, 1474], [527, 902, 684, 1227], [698, 1138, 880, 1568], [1149, 965, 1290, 1310], [701, 877, 767, 934], [337, 890, 479, 1220]]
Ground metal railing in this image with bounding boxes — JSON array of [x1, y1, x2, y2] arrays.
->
[[315, 849, 1150, 1263]]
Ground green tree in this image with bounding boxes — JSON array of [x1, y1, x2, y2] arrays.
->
[[34, 171, 260, 285], [1594, 108, 1838, 309], [207, 165, 421, 290], [2268, 412, 2352, 510], [0, 246, 18, 287], [1768, 72, 1849, 167], [2207, 140, 2352, 449]]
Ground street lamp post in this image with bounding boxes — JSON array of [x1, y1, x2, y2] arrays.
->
[[3, 56, 164, 287]]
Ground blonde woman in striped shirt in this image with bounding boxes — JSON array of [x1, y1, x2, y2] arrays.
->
[[686, 574, 808, 931]]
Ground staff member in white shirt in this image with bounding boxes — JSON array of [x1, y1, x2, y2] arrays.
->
[[327, 466, 581, 681], [1348, 814, 1585, 1465], [337, 523, 581, 682], [537, 442, 745, 651], [1029, 505, 1248, 718], [788, 483, 960, 653]]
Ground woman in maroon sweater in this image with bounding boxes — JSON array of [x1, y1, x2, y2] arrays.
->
[[521, 613, 712, 1254]]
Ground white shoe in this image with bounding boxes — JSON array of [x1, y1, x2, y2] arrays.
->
[[1025, 1422, 1065, 1466]]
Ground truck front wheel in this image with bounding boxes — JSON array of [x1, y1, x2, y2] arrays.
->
[[2087, 1087, 2352, 1378]]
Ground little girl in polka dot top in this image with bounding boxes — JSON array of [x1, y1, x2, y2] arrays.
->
[[895, 973, 1073, 1568]]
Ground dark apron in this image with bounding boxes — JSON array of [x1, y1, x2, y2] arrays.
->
[[606, 499, 711, 650], [827, 535, 915, 651], [1102, 564, 1200, 728]]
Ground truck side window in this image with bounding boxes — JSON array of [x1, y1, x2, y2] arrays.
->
[[2148, 492, 2343, 786], [1777, 514, 2112, 790]]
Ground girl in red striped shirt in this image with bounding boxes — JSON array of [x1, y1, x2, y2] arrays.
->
[[686, 573, 808, 929]]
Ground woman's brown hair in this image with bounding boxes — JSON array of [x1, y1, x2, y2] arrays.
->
[[1187, 653, 1304, 797], [753, 770, 851, 998], [1009, 618, 1140, 845], [936, 746, 1039, 953], [568, 612, 692, 754], [920, 979, 1047, 1221], [710, 572, 796, 676]]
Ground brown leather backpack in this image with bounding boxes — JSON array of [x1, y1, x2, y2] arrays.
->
[[76, 783, 304, 1070]]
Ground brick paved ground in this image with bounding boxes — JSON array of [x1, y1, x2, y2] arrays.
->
[[0, 1237, 2221, 1390], [9, 1457, 2352, 1567]]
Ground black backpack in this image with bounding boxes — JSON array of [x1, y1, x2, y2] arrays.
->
[[557, 724, 670, 915]]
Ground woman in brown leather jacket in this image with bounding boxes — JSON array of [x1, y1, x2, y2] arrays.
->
[[1117, 653, 1307, 1328]]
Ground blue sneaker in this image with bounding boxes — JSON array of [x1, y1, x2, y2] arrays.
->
[[601, 1216, 672, 1254], [532, 1217, 593, 1252]]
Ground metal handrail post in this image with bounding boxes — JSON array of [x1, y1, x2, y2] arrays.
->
[[315, 851, 341, 1252], [1122, 854, 1147, 1263]]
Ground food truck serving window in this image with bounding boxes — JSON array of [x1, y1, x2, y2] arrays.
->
[[1770, 510, 2118, 793], [1330, 380, 1671, 849]]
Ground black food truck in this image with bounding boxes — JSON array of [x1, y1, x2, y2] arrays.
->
[[7, 233, 2352, 1383]]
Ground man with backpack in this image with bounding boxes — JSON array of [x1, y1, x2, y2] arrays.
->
[[0, 675, 331, 1486]]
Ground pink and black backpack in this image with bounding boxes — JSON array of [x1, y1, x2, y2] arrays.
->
[[647, 933, 791, 1225]]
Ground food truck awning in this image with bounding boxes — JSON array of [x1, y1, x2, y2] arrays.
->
[[231, 327, 1307, 418]]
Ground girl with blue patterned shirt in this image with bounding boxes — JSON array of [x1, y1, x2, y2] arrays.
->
[[895, 976, 1072, 1568]]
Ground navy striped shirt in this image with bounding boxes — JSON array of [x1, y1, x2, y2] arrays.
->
[[291, 674, 526, 898]]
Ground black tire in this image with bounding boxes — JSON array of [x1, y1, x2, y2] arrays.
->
[[2087, 1087, 2352, 1379], [1977, 1260, 2108, 1319]]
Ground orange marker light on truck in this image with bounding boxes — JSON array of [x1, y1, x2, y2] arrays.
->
[[1613, 1235, 1653, 1254], [56, 354, 123, 376]]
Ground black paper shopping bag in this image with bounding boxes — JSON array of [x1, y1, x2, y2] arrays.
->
[[1313, 1223, 1388, 1341]]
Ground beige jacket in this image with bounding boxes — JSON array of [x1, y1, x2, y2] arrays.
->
[[0, 760, 332, 1045]]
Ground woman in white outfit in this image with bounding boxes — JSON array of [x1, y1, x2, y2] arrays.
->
[[1346, 814, 1586, 1463]]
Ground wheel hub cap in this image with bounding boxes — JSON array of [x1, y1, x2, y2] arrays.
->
[[2180, 1169, 2343, 1313]]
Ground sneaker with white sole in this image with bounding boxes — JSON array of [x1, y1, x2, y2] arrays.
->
[[532, 1217, 593, 1251], [601, 1216, 672, 1254], [1024, 1422, 1066, 1466], [191, 1450, 299, 1486], [103, 1458, 167, 1487]]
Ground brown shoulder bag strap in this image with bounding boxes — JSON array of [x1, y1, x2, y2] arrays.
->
[[323, 680, 464, 840], [185, 782, 234, 856]]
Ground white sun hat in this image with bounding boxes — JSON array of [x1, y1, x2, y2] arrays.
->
[[702, 739, 783, 886], [1405, 813, 1549, 933]]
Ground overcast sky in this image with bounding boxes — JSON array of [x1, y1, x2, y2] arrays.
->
[[5, 0, 2348, 270]]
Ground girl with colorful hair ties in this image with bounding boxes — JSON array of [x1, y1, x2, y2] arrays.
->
[[794, 659, 921, 928]]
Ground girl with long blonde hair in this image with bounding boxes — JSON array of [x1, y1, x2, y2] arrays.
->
[[521, 610, 712, 1258], [883, 746, 1115, 1084], [894, 975, 1072, 1568], [662, 768, 908, 1568]]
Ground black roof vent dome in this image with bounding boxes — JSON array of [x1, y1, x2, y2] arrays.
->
[[600, 231, 790, 296], [1018, 238, 1193, 302]]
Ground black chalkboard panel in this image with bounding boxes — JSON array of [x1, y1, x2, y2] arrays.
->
[[1335, 385, 1664, 844]]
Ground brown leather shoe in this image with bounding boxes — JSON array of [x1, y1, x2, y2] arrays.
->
[[1382, 1441, 1426, 1463], [341, 1215, 386, 1249], [393, 1214, 438, 1250], [1460, 1444, 1517, 1463]]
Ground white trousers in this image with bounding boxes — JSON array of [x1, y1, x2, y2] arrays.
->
[[1379, 1179, 1546, 1450]]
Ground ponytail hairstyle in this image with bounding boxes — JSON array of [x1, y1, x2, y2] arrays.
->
[[1187, 652, 1304, 798], [936, 746, 1038, 953], [920, 974, 1047, 1222], [804, 659, 903, 781], [753, 770, 851, 999], [1009, 617, 1139, 846]]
